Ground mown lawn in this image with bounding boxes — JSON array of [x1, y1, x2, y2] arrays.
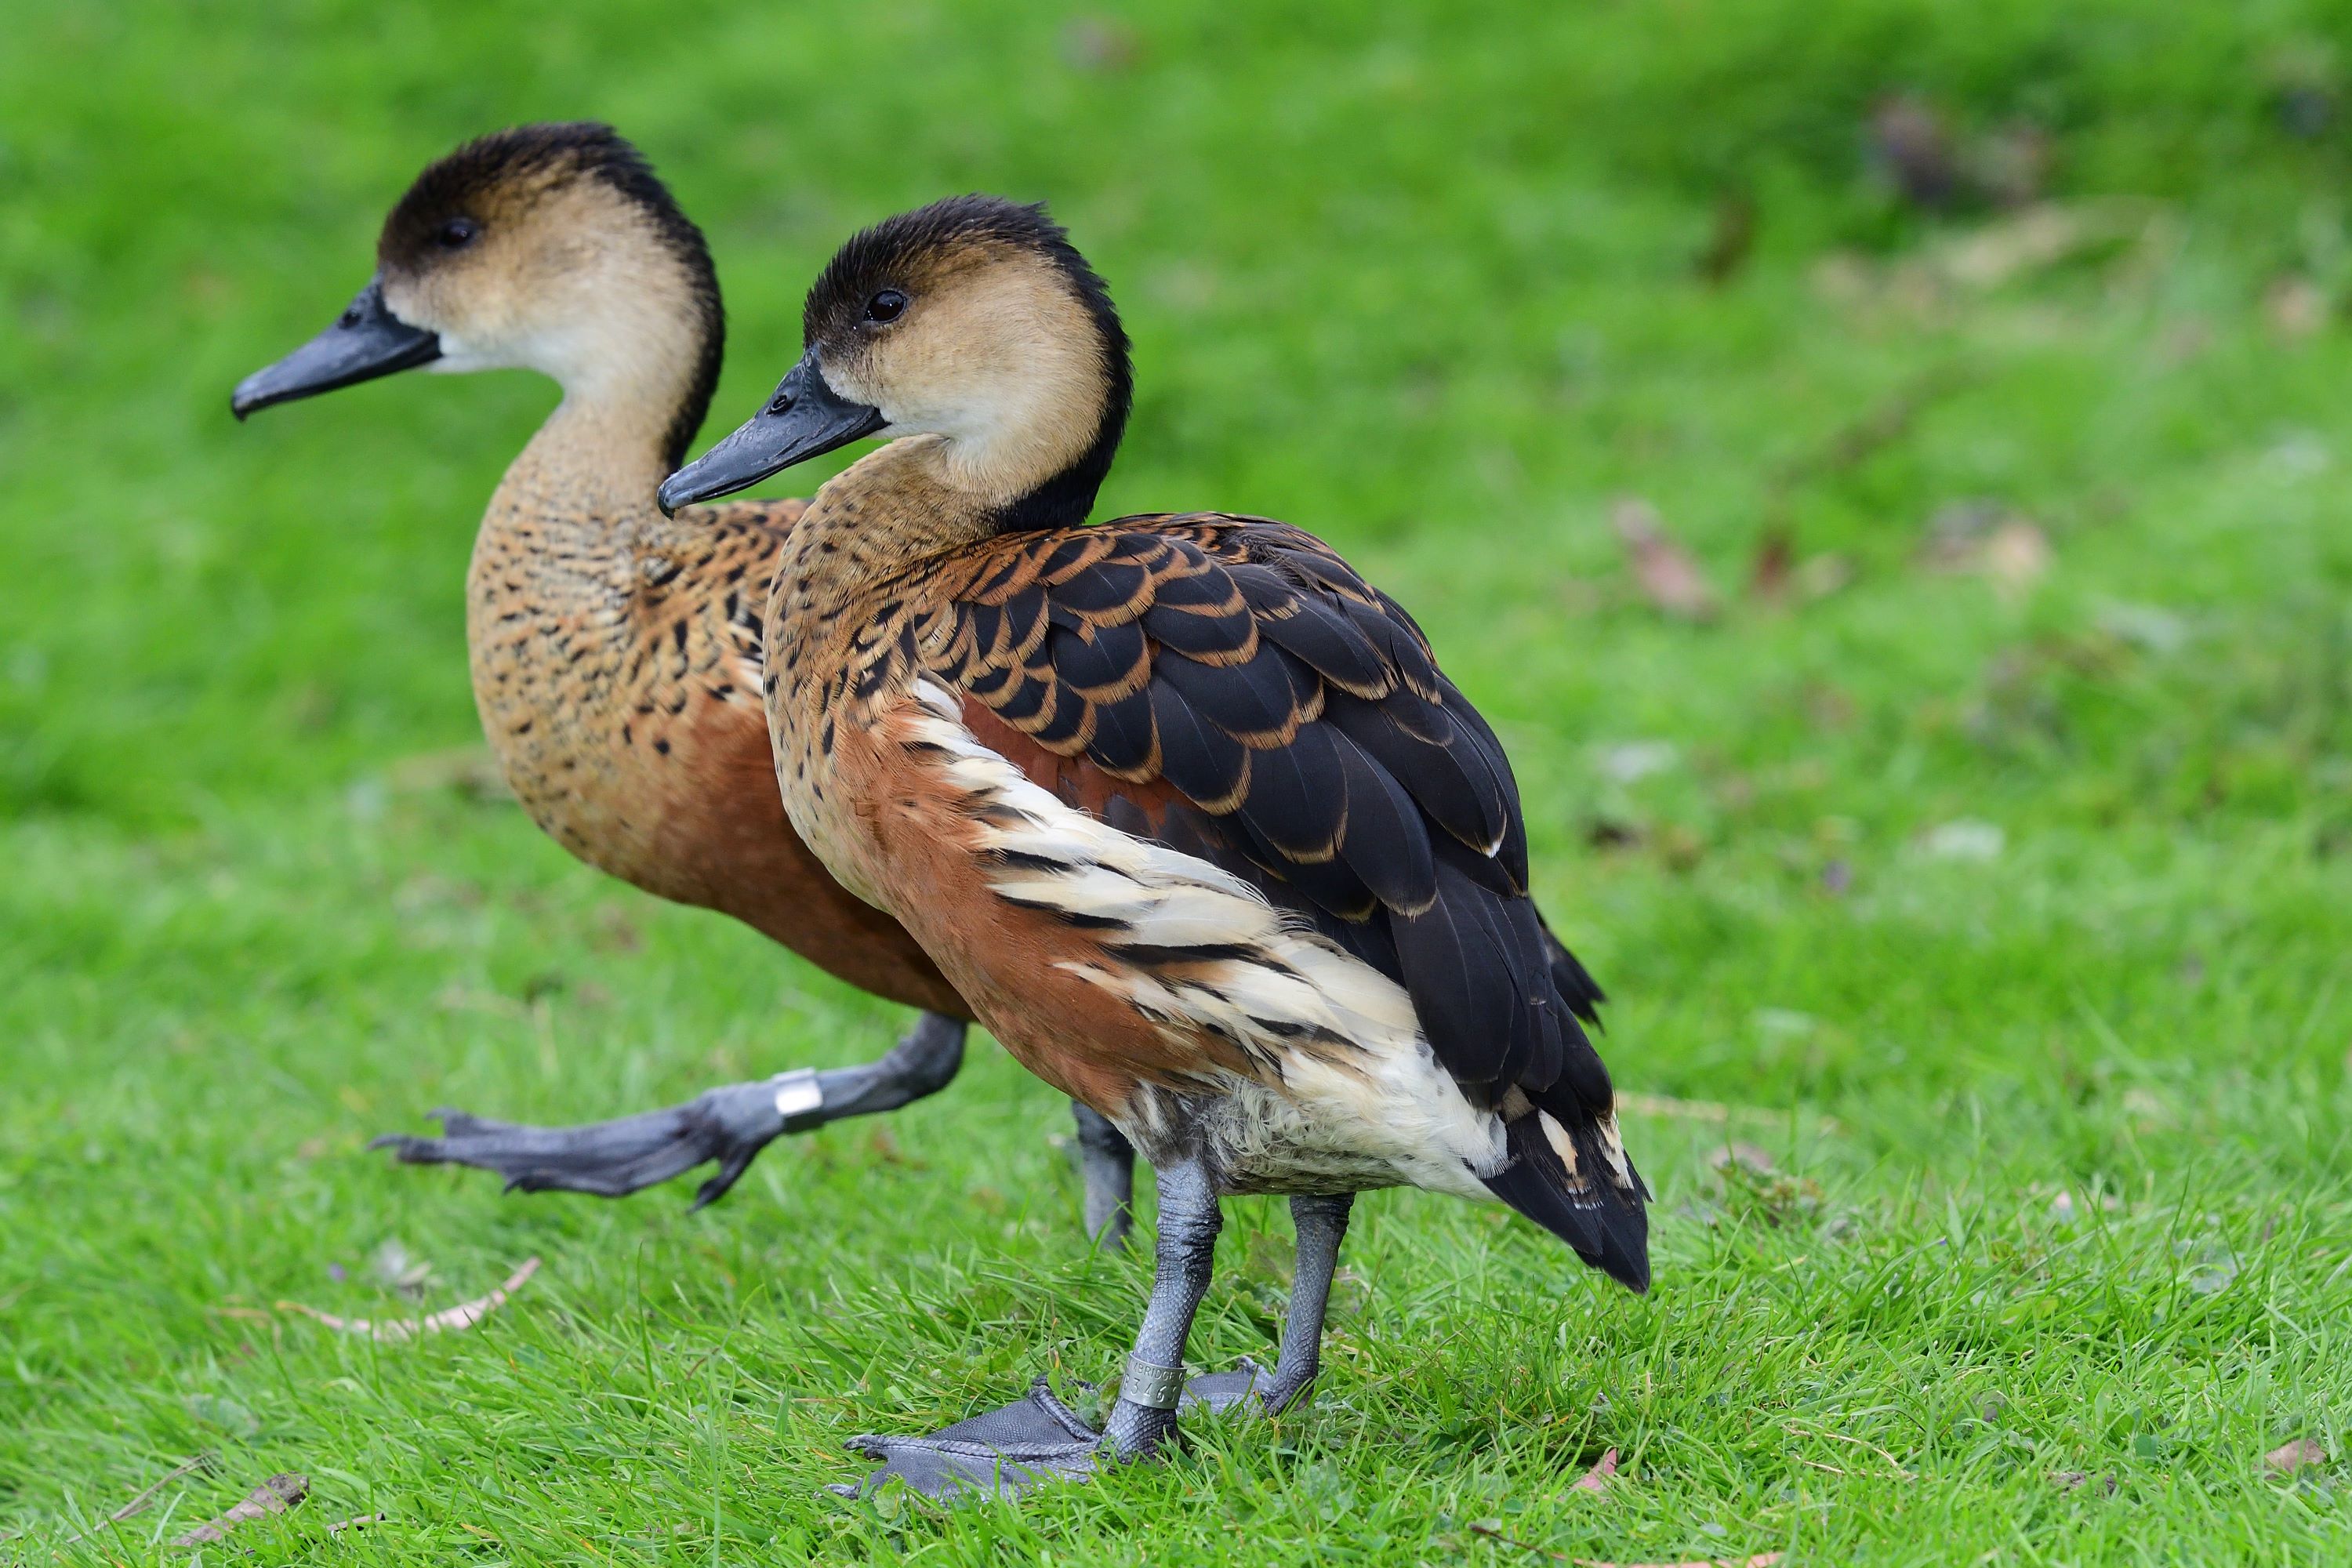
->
[[5, 2, 2352, 1563]]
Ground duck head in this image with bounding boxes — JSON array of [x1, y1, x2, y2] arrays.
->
[[660, 194, 1130, 528], [233, 122, 724, 470]]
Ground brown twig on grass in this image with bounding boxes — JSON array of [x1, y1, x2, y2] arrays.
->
[[276, 1257, 539, 1342], [1781, 1418, 1917, 1480], [167, 1472, 307, 1548]]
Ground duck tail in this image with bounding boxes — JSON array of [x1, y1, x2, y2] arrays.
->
[[1480, 1099, 1650, 1294]]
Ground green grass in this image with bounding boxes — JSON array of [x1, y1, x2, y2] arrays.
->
[[7, 1, 2352, 1562]]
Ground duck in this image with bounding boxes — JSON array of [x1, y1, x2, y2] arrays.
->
[[656, 194, 1644, 1497], [230, 125, 1137, 1236]]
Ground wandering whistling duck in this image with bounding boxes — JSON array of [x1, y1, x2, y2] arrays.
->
[[657, 196, 1646, 1495], [230, 125, 1136, 1235]]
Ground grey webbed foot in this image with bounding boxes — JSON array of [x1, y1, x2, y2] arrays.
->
[[1179, 1357, 1283, 1414], [833, 1377, 1108, 1499], [370, 1012, 967, 1210], [1181, 1356, 1327, 1417], [368, 1078, 797, 1208], [839, 1160, 1222, 1502]]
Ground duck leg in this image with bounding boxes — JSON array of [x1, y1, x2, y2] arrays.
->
[[370, 1011, 967, 1210], [1070, 1102, 1136, 1247], [1182, 1192, 1353, 1414], [838, 1157, 1221, 1499]]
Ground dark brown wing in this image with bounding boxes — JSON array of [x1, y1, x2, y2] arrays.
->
[[919, 514, 1610, 1111]]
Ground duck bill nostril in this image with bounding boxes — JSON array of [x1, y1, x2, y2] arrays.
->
[[657, 350, 885, 517], [230, 276, 441, 419]]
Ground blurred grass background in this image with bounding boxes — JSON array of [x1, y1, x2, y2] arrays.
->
[[5, 1, 2352, 1563]]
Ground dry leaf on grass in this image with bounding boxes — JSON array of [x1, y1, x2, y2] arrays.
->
[[1611, 499, 1719, 622], [368, 1238, 434, 1298], [1059, 15, 1141, 71], [1749, 532, 1794, 604], [1979, 521, 2052, 596], [279, 1256, 539, 1341], [1919, 819, 2006, 862], [169, 1472, 307, 1548], [1870, 96, 1957, 209], [1935, 202, 2146, 289], [1705, 1142, 1779, 1178], [2265, 276, 2328, 339], [1571, 1448, 1619, 1494], [1919, 502, 2050, 597], [2266, 1438, 2327, 1473], [1694, 194, 1756, 285]]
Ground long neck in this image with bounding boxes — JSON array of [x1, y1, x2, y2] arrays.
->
[[481, 299, 719, 554], [466, 380, 693, 690], [485, 241, 724, 537], [493, 389, 676, 528]]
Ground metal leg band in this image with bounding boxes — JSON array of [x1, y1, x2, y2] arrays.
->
[[1121, 1353, 1188, 1410], [771, 1068, 826, 1134]]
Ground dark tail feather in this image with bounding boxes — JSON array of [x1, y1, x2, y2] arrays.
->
[[1536, 910, 1606, 1028], [1481, 1112, 1650, 1293]]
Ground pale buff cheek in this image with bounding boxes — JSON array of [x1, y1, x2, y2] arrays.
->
[[383, 183, 702, 396], [840, 251, 1109, 506]]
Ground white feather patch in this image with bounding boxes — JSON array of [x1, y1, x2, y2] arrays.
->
[[1537, 1110, 1581, 1179], [904, 679, 1504, 1196]]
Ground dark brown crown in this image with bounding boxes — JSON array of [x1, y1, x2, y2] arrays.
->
[[805, 195, 1132, 530], [381, 122, 725, 468]]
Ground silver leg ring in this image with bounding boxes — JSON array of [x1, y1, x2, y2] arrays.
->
[[1121, 1353, 1188, 1410], [772, 1068, 826, 1134]]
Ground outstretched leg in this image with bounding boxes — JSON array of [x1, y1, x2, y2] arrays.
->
[[841, 1157, 1223, 1498], [1184, 1192, 1352, 1414], [1070, 1102, 1136, 1249], [371, 1011, 967, 1209]]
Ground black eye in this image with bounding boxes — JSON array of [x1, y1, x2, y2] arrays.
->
[[436, 218, 479, 250], [864, 289, 907, 324]]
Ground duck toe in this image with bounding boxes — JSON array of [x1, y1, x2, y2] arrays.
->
[[1176, 1358, 1277, 1414], [834, 1377, 1109, 1499], [367, 1076, 795, 1205]]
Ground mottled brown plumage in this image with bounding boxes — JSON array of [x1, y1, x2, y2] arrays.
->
[[468, 480, 961, 1017], [656, 191, 1646, 1494], [687, 195, 1642, 1281], [264, 125, 970, 1020], [389, 129, 966, 1020]]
